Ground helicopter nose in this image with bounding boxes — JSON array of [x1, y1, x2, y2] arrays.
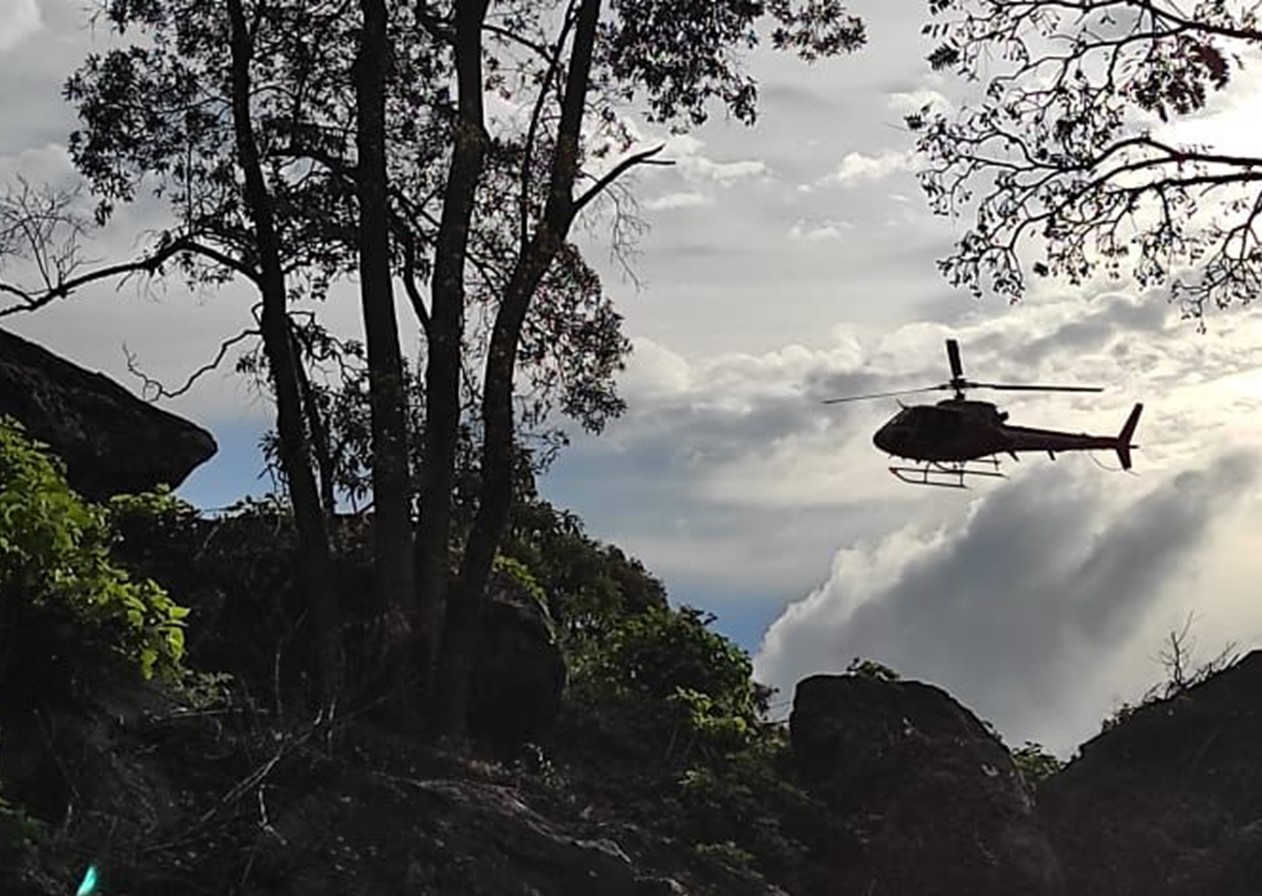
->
[[873, 425, 893, 454]]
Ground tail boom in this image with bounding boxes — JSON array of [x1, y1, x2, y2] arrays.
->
[[999, 402, 1144, 469]]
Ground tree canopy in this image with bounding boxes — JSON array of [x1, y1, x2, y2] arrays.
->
[[915, 0, 1262, 317]]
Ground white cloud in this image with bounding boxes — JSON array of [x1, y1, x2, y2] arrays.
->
[[552, 291, 1262, 754], [0, 0, 42, 54], [754, 453, 1262, 755], [886, 88, 951, 116], [664, 133, 769, 183], [644, 191, 712, 211], [789, 218, 855, 241], [831, 150, 915, 185]]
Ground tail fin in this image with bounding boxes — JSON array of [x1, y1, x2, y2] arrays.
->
[[1116, 403, 1143, 470]]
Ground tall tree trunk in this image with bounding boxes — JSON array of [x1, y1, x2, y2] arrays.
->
[[436, 0, 601, 739], [228, 0, 341, 705], [414, 0, 489, 697], [355, 0, 417, 698]]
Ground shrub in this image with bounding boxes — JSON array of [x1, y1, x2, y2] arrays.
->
[[0, 418, 188, 695], [1011, 741, 1064, 788], [567, 605, 761, 761], [562, 601, 812, 882], [845, 656, 902, 681]]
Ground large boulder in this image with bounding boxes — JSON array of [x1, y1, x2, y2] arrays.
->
[[790, 673, 1064, 896], [469, 566, 568, 751], [0, 327, 215, 500], [1040, 650, 1262, 896]]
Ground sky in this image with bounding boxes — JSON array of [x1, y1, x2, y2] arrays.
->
[[4, 0, 1262, 757]]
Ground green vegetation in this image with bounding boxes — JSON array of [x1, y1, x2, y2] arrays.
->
[[0, 419, 188, 690], [563, 600, 811, 878], [846, 657, 903, 681], [1102, 619, 1241, 733], [0, 420, 192, 889], [509, 501, 813, 881], [1011, 742, 1064, 788]]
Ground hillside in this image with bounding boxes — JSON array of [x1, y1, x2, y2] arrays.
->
[[4, 336, 1262, 895]]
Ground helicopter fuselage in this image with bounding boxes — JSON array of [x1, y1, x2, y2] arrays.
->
[[873, 399, 1141, 468]]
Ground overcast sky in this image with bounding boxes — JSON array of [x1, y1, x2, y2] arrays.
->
[[5, 0, 1262, 756]]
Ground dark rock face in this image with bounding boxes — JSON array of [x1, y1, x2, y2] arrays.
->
[[469, 569, 568, 751], [790, 673, 1064, 896], [1040, 650, 1262, 896], [0, 327, 216, 500]]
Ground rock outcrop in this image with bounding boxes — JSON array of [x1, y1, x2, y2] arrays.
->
[[0, 327, 216, 499], [1040, 650, 1262, 896], [470, 567, 568, 751], [790, 673, 1064, 896]]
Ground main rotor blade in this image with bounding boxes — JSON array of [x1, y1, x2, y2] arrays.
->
[[821, 385, 944, 404], [946, 339, 963, 379], [969, 381, 1104, 393]]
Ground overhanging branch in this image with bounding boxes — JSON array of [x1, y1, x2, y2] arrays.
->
[[573, 145, 671, 217]]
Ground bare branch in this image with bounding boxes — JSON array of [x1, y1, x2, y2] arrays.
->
[[573, 144, 671, 217], [125, 325, 261, 401]]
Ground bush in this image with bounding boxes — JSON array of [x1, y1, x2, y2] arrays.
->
[[502, 497, 668, 641], [562, 601, 812, 882], [567, 605, 761, 761], [1011, 741, 1064, 788], [0, 418, 188, 696]]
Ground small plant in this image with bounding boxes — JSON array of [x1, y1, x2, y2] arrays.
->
[[175, 670, 236, 712], [1011, 741, 1064, 788], [845, 657, 902, 681], [1100, 615, 1241, 733], [492, 554, 550, 611]]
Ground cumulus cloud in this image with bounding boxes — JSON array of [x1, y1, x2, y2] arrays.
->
[[664, 134, 769, 183], [754, 453, 1261, 754], [830, 150, 915, 185], [551, 290, 1262, 755]]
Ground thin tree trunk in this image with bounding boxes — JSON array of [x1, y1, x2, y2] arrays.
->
[[414, 0, 489, 699], [228, 0, 341, 705], [356, 0, 417, 700], [436, 0, 601, 739], [292, 328, 337, 517]]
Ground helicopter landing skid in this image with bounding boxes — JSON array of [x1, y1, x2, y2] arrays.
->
[[889, 458, 1005, 489]]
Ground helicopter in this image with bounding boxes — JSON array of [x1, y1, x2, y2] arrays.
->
[[824, 339, 1143, 488]]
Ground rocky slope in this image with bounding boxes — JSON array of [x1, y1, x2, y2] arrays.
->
[[9, 642, 1262, 894], [1040, 651, 1262, 896]]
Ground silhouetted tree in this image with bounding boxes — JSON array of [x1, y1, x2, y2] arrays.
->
[[7, 0, 868, 735], [424, 0, 868, 737], [916, 0, 1262, 317]]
